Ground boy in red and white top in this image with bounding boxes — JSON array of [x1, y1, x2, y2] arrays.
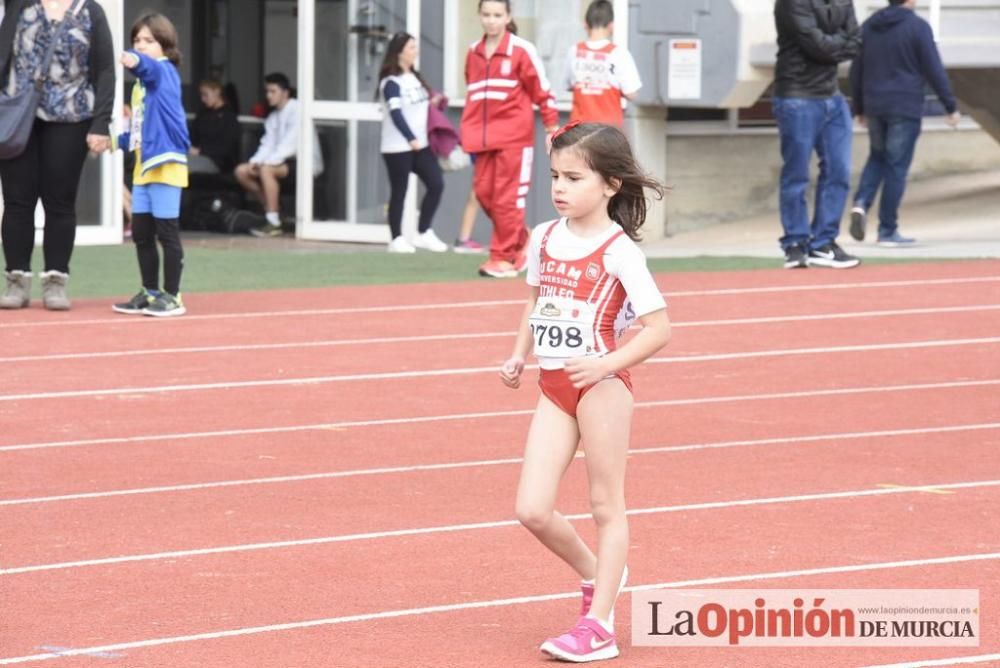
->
[[500, 122, 671, 663], [565, 0, 641, 127], [460, 0, 559, 278]]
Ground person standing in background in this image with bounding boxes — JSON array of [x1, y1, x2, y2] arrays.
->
[[772, 0, 861, 269], [376, 31, 448, 253], [461, 0, 559, 278], [564, 0, 641, 127], [0, 0, 115, 310], [848, 0, 960, 247]]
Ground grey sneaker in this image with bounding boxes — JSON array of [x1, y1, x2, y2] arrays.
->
[[40, 271, 71, 310], [1, 270, 32, 309], [113, 288, 156, 314], [144, 292, 186, 317]]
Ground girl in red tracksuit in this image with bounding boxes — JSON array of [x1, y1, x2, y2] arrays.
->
[[461, 0, 560, 278]]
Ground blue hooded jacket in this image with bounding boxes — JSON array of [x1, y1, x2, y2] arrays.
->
[[116, 51, 190, 174], [849, 5, 957, 120]]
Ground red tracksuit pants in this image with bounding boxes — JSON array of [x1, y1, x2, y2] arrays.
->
[[472, 146, 533, 263]]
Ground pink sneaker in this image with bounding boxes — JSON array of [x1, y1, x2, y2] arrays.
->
[[580, 566, 628, 622], [540, 617, 619, 662], [478, 259, 517, 278], [453, 238, 486, 254]]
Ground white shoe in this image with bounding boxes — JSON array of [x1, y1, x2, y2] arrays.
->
[[387, 236, 417, 253], [412, 229, 448, 252]]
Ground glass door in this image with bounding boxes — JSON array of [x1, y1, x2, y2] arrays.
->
[[297, 0, 418, 242]]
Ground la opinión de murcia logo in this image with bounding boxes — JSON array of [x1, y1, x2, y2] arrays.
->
[[632, 589, 980, 648]]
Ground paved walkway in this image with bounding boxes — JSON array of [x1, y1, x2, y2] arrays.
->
[[184, 169, 1000, 262], [643, 170, 1000, 260]]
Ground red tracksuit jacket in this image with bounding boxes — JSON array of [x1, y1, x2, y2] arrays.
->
[[460, 31, 559, 153]]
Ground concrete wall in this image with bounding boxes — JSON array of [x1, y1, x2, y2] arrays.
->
[[661, 127, 1000, 235]]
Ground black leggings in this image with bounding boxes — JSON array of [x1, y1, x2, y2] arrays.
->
[[132, 214, 184, 296], [382, 148, 444, 239], [0, 119, 90, 273]]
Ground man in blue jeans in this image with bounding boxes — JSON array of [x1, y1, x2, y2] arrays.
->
[[848, 0, 960, 247], [773, 0, 861, 269]]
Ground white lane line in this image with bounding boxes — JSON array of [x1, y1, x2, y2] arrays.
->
[[3, 304, 998, 364], [3, 479, 999, 576], [5, 422, 1000, 507], [856, 653, 1000, 668], [2, 337, 999, 403], [3, 551, 999, 665], [3, 378, 998, 453], [1, 275, 996, 331]]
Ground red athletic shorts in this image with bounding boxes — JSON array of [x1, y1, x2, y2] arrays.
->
[[538, 368, 633, 418]]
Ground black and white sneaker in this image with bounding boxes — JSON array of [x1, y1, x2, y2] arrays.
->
[[849, 206, 867, 241], [783, 244, 809, 269], [808, 242, 861, 269]]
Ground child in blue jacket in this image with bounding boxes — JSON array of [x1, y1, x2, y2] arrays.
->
[[112, 12, 190, 317]]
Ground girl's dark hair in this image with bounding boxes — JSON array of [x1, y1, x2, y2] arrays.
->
[[551, 123, 666, 241], [478, 0, 518, 35], [375, 32, 433, 100], [130, 13, 182, 66]]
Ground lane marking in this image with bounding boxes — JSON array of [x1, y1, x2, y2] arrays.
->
[[2, 304, 998, 364], [877, 483, 956, 495], [856, 653, 1000, 668], [2, 337, 998, 403], [3, 479, 999, 575], [0, 275, 996, 330], [4, 422, 999, 506], [3, 551, 999, 664], [3, 378, 999, 453]]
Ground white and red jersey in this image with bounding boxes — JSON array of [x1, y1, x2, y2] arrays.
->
[[460, 30, 559, 153], [564, 39, 642, 126], [526, 218, 666, 370]]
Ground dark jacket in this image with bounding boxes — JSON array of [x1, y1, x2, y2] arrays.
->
[[774, 0, 861, 98], [0, 0, 115, 135], [849, 6, 957, 120], [190, 105, 241, 172]]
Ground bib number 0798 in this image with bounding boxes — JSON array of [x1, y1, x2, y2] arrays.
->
[[530, 323, 584, 350]]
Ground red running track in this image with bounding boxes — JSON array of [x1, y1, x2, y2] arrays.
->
[[1, 261, 998, 667]]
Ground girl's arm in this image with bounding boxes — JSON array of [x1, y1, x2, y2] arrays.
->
[[500, 286, 539, 389], [564, 308, 671, 389], [518, 43, 559, 132], [122, 51, 164, 88]]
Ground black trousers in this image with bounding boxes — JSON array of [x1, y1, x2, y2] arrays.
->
[[381, 148, 444, 239], [132, 213, 184, 296], [0, 119, 91, 273]]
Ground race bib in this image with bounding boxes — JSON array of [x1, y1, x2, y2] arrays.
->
[[528, 297, 596, 359]]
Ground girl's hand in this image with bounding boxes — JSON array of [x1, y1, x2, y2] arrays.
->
[[564, 355, 611, 389], [500, 356, 525, 389], [121, 52, 139, 69], [409, 139, 421, 151]]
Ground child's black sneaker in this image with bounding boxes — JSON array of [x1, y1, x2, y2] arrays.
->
[[113, 288, 155, 314], [143, 292, 186, 317]]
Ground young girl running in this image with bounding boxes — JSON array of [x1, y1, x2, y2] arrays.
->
[[461, 0, 559, 278], [112, 13, 190, 317], [500, 121, 671, 663]]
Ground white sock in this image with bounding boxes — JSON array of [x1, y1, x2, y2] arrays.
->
[[265, 211, 280, 226], [581, 578, 595, 586], [585, 615, 613, 634]]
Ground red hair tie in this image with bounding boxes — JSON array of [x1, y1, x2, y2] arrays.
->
[[551, 120, 582, 142]]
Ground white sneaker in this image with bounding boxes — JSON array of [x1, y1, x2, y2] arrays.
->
[[387, 236, 417, 253], [412, 229, 448, 252]]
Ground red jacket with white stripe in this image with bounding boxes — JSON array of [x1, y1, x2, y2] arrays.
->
[[460, 31, 559, 153]]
